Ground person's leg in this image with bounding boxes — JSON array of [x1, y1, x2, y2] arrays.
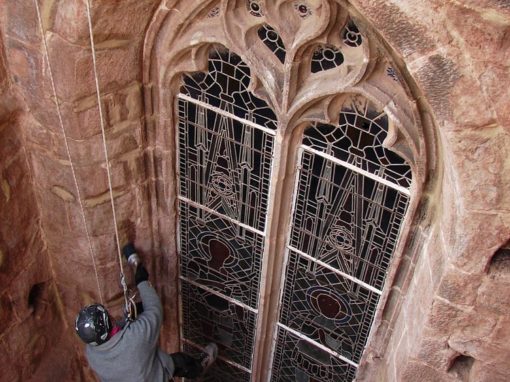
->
[[170, 343, 218, 379], [170, 352, 203, 379]]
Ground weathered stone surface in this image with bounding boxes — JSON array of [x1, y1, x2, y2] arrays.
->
[[437, 265, 482, 306], [1, 0, 510, 381], [399, 360, 457, 382]]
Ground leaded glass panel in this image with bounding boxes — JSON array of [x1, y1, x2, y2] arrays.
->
[[342, 20, 363, 48], [311, 45, 344, 73], [181, 46, 277, 131], [258, 24, 286, 63], [178, 46, 278, 379], [289, 149, 409, 290], [181, 280, 257, 369], [179, 201, 263, 308], [178, 98, 274, 232], [273, 99, 412, 381], [280, 251, 379, 363], [271, 327, 357, 382], [183, 343, 252, 382], [302, 100, 412, 188]]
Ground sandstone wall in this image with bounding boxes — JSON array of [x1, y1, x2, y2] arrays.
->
[[0, 0, 163, 380], [0, 32, 82, 380], [350, 1, 510, 381], [0, 0, 508, 381]]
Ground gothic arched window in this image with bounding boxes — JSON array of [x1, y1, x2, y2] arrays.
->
[[147, 1, 427, 381]]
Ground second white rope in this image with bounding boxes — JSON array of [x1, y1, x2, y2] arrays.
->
[[84, 0, 130, 312]]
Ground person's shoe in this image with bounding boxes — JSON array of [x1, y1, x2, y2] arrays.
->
[[199, 343, 218, 374], [122, 242, 140, 267]]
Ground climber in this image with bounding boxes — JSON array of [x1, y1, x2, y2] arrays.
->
[[75, 243, 218, 382]]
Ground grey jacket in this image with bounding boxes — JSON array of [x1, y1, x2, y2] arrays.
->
[[85, 281, 174, 382]]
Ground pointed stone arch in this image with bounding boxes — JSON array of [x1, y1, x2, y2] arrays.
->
[[142, 1, 438, 380]]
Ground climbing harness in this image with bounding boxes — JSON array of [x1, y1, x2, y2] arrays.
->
[[34, 0, 136, 320]]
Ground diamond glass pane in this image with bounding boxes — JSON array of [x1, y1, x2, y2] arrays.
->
[[302, 101, 412, 188], [271, 327, 357, 382], [183, 344, 251, 382], [280, 251, 379, 363], [179, 201, 263, 309], [181, 46, 277, 130], [181, 281, 256, 369], [178, 98, 274, 232], [290, 150, 409, 290]]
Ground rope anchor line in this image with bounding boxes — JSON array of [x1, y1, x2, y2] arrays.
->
[[85, 0, 131, 317], [35, 0, 132, 316], [34, 0, 105, 305]]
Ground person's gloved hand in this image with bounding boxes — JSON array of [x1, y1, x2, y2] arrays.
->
[[135, 264, 149, 285]]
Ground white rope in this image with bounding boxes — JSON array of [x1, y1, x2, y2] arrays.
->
[[33, 0, 104, 305], [84, 0, 130, 312]]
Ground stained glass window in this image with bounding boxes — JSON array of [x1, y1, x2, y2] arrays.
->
[[343, 20, 363, 47], [270, 97, 411, 381], [311, 45, 344, 73], [176, 38, 413, 382], [182, 46, 277, 131], [246, 0, 263, 17], [178, 46, 277, 381], [258, 24, 286, 63]]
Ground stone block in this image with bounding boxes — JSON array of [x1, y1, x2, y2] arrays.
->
[[437, 265, 483, 306], [23, 116, 65, 156], [411, 54, 461, 123], [49, 0, 89, 44], [107, 152, 147, 194], [351, 1, 438, 60], [2, 0, 41, 44], [426, 298, 463, 338], [487, 316, 510, 351], [84, 188, 138, 236], [102, 83, 144, 125], [0, 226, 44, 289], [447, 311, 500, 362], [475, 275, 510, 315], [30, 150, 80, 192], [416, 335, 458, 371], [59, 97, 103, 140], [91, 43, 142, 92], [0, 292, 16, 336], [3, 38, 58, 128], [444, 2, 510, 64], [45, 230, 100, 266], [444, 126, 510, 211], [0, 122, 23, 166], [7, 256, 53, 323], [480, 65, 510, 129], [448, 71, 496, 128], [0, 339, 21, 381], [46, 32, 95, 101], [2, 320, 51, 380], [399, 360, 457, 382], [470, 360, 509, 382], [86, 0, 160, 42], [445, 211, 509, 274]]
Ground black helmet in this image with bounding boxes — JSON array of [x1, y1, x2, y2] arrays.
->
[[75, 304, 111, 346]]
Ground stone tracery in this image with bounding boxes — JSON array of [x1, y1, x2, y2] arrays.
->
[[145, 1, 427, 381], [0, 0, 508, 380]]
